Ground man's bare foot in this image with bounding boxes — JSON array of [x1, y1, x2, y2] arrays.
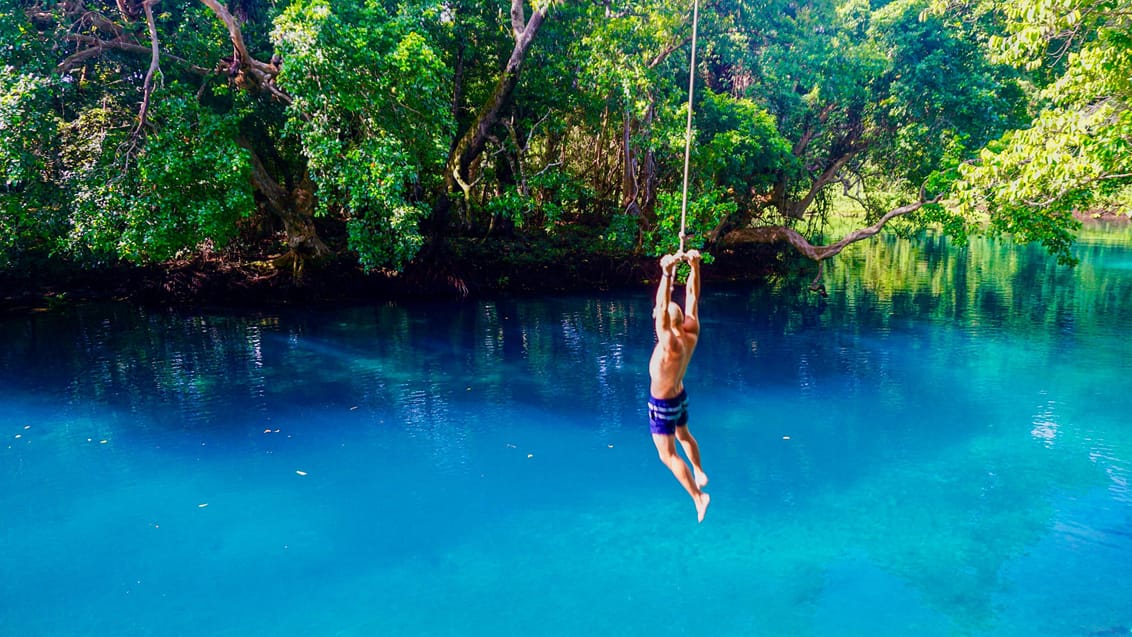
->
[[694, 469, 709, 489], [695, 492, 711, 523]]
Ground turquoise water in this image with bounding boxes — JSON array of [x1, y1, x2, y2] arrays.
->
[[2, 232, 1131, 636]]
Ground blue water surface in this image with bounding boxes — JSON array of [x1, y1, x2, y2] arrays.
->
[[2, 232, 1131, 636]]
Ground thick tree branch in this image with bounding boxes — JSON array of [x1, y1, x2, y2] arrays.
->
[[199, 0, 290, 104], [238, 138, 330, 260], [647, 2, 704, 69], [785, 146, 863, 218], [242, 143, 289, 214], [792, 104, 836, 157], [721, 195, 942, 263], [648, 36, 689, 69], [134, 0, 161, 136], [59, 34, 211, 75], [510, 0, 526, 37], [199, 0, 252, 69], [446, 3, 549, 195], [57, 43, 105, 72]]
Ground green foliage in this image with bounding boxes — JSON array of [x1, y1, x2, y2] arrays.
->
[[528, 167, 593, 230], [65, 87, 254, 262], [0, 2, 260, 267], [482, 166, 593, 234], [152, 4, 232, 70], [647, 188, 736, 257], [486, 187, 529, 230], [1093, 183, 1132, 218], [273, 0, 453, 270], [931, 0, 1132, 262], [695, 90, 795, 211], [0, 1, 66, 267], [870, 0, 1027, 185], [0, 0, 1116, 280], [0, 66, 60, 266], [0, 4, 52, 72], [572, 0, 685, 112], [602, 212, 640, 252]]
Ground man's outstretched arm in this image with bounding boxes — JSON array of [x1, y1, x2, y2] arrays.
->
[[684, 250, 702, 321], [655, 253, 679, 338]]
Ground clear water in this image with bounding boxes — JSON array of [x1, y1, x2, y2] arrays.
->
[[2, 230, 1131, 637]]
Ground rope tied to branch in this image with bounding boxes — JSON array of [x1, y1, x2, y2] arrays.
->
[[678, 0, 700, 254]]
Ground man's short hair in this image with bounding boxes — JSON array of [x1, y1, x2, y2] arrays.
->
[[668, 302, 684, 325]]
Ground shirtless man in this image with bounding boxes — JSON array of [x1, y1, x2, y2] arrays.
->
[[648, 250, 710, 522]]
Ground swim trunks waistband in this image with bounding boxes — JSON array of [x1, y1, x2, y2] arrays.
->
[[648, 389, 688, 435]]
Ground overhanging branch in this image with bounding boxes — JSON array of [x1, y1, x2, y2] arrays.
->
[[59, 34, 212, 75], [134, 0, 162, 136], [199, 0, 291, 104], [721, 195, 943, 262]]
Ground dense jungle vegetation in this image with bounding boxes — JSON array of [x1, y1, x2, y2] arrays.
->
[[1, 0, 1129, 299]]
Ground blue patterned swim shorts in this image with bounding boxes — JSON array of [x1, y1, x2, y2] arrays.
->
[[648, 389, 688, 435]]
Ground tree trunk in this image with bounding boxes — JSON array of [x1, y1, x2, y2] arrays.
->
[[639, 100, 659, 226], [241, 143, 330, 274], [620, 100, 659, 248], [432, 1, 549, 242], [618, 31, 687, 245], [620, 110, 639, 217]]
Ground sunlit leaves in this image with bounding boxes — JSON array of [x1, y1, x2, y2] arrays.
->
[[65, 88, 254, 262], [273, 0, 453, 270], [931, 0, 1132, 262], [870, 0, 1027, 185], [0, 68, 54, 190], [651, 188, 737, 255], [572, 0, 686, 112], [696, 89, 794, 205], [0, 0, 1117, 275], [0, 6, 65, 266]]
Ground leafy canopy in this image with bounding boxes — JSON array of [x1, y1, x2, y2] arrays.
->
[[933, 0, 1132, 263], [273, 0, 454, 270]]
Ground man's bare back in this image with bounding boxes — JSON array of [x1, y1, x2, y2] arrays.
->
[[649, 308, 698, 399]]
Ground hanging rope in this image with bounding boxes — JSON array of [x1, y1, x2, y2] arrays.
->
[[678, 0, 700, 254]]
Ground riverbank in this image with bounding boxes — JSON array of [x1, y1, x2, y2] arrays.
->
[[0, 238, 784, 313], [7, 214, 1130, 314]]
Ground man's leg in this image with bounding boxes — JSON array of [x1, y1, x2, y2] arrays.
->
[[653, 433, 710, 522], [675, 425, 708, 488]]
